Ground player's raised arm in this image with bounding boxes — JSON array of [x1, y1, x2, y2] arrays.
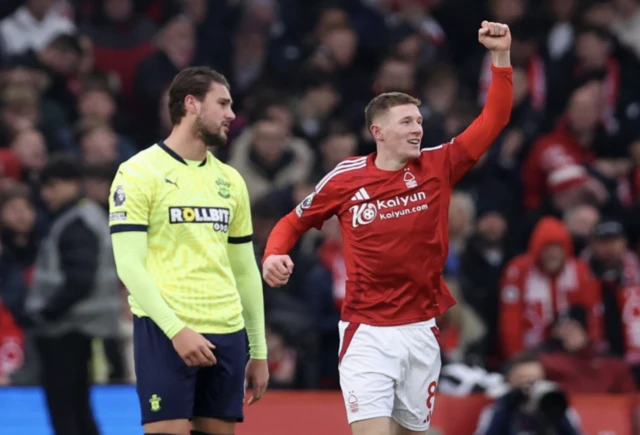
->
[[109, 166, 185, 339], [226, 173, 269, 404], [447, 21, 514, 185], [262, 164, 350, 287]]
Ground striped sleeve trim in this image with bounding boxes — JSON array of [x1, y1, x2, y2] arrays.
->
[[110, 224, 148, 234], [228, 234, 253, 244]]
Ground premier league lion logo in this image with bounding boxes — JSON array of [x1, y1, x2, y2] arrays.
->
[[113, 185, 126, 207]]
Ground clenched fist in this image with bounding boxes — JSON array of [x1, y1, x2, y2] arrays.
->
[[262, 254, 294, 287], [478, 20, 511, 52]]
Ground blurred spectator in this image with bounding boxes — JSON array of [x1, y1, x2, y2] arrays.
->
[[437, 279, 487, 366], [293, 71, 341, 144], [74, 117, 135, 164], [499, 217, 601, 359], [302, 216, 343, 388], [10, 128, 48, 175], [24, 155, 119, 435], [133, 15, 196, 145], [582, 220, 640, 384], [0, 0, 75, 57], [266, 326, 297, 389], [538, 305, 636, 393], [445, 191, 475, 278], [83, 162, 117, 210], [611, 0, 640, 58], [81, 0, 156, 104], [521, 80, 609, 211], [460, 207, 509, 366], [9, 33, 85, 122], [228, 115, 314, 204], [474, 351, 582, 435], [543, 0, 579, 61], [311, 125, 358, 180], [0, 184, 41, 383], [563, 203, 600, 254]]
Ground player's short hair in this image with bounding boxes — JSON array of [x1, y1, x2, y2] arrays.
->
[[168, 66, 230, 125], [364, 92, 421, 128]]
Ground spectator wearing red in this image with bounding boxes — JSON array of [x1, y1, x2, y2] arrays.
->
[[81, 0, 156, 106], [499, 217, 601, 360], [539, 305, 636, 394], [521, 79, 611, 211], [583, 220, 640, 385]]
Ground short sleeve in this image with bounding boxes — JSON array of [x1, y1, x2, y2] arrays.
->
[[228, 174, 253, 244], [109, 164, 151, 233]]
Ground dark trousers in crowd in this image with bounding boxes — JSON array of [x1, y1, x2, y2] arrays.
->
[[35, 332, 100, 435]]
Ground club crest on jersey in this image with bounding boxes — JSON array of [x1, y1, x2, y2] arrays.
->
[[169, 206, 230, 233], [403, 169, 417, 188], [216, 178, 230, 199], [113, 185, 126, 206], [295, 192, 315, 217]]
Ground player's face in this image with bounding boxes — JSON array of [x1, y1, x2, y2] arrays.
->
[[194, 82, 235, 147], [377, 104, 423, 161]]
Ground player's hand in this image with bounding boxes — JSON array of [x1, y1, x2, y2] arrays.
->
[[172, 327, 217, 367], [245, 358, 269, 405], [478, 21, 511, 52], [262, 255, 294, 287]]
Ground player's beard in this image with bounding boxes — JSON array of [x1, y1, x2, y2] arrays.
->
[[194, 116, 226, 148]]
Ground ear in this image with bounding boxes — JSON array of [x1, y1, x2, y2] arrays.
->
[[370, 124, 383, 141], [184, 95, 199, 115]]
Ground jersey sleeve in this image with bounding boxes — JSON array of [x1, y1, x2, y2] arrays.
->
[[426, 65, 512, 187], [292, 169, 344, 231], [228, 172, 253, 244], [109, 163, 152, 233]]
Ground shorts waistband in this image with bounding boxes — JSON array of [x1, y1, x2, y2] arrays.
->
[[341, 318, 436, 330]]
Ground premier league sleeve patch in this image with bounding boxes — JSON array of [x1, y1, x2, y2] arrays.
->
[[113, 185, 126, 207], [295, 192, 315, 217]]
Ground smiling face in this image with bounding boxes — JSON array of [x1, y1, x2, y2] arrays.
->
[[371, 104, 423, 160]]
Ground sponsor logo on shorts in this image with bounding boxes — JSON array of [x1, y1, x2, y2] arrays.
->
[[169, 206, 230, 233], [109, 211, 127, 222]]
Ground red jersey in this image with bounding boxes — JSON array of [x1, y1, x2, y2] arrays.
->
[[264, 66, 513, 326]]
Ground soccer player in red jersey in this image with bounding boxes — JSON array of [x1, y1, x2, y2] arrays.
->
[[263, 21, 513, 435]]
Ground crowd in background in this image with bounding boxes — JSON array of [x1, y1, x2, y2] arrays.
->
[[0, 0, 639, 403]]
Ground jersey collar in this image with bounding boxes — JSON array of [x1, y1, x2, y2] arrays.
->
[[158, 141, 207, 167]]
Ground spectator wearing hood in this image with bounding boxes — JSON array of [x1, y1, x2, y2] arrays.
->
[[498, 217, 601, 360]]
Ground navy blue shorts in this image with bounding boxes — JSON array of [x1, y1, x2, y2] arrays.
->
[[133, 316, 247, 425]]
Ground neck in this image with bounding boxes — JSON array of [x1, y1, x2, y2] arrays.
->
[[164, 125, 207, 161], [375, 148, 408, 171], [574, 129, 594, 147]]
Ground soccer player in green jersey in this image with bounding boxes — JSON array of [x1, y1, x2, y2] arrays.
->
[[109, 67, 268, 435]]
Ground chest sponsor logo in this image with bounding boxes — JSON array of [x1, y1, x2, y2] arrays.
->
[[349, 191, 428, 227], [169, 206, 230, 233]]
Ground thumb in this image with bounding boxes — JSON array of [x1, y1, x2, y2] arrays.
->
[[205, 339, 216, 349], [284, 257, 294, 273]]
